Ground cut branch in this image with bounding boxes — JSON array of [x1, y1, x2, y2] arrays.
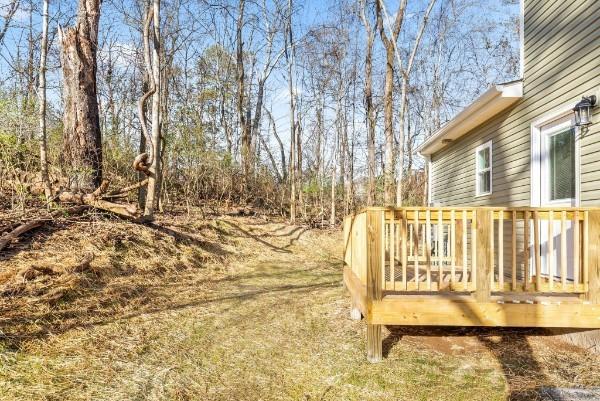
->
[[0, 206, 89, 252]]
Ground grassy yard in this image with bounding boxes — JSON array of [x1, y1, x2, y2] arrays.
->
[[0, 212, 598, 400]]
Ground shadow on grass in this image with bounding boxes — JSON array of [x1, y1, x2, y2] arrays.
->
[[0, 277, 339, 350], [219, 220, 308, 253], [145, 222, 232, 258], [0, 218, 80, 262], [382, 326, 562, 400], [0, 217, 337, 352], [0, 219, 245, 349]]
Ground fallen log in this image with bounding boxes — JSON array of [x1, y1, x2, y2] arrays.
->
[[0, 206, 88, 252], [0, 220, 44, 251], [106, 178, 149, 197], [58, 190, 138, 219], [5, 170, 147, 221]]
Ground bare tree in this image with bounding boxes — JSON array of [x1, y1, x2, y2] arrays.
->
[[0, 0, 19, 45], [395, 0, 436, 206], [236, 0, 253, 186], [285, 0, 297, 223], [375, 0, 406, 205], [359, 0, 376, 206], [145, 0, 162, 218], [265, 106, 287, 181], [59, 0, 103, 191], [38, 0, 51, 200]]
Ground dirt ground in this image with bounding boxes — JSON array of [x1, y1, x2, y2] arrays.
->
[[0, 210, 599, 400]]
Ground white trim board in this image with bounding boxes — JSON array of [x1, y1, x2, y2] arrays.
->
[[519, 0, 525, 79], [530, 101, 581, 208], [426, 155, 433, 206], [475, 140, 493, 197], [417, 81, 523, 156]]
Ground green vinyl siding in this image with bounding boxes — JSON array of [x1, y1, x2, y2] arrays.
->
[[430, 0, 600, 208]]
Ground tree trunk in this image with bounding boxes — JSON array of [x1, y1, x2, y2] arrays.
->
[[59, 0, 102, 191], [382, 45, 395, 205], [375, 0, 406, 205], [330, 158, 336, 227], [396, 84, 408, 206], [286, 0, 296, 223], [360, 1, 376, 206], [144, 0, 162, 218], [296, 112, 303, 216], [395, 0, 436, 206], [265, 107, 286, 181], [236, 0, 252, 186], [38, 0, 52, 200], [138, 77, 149, 209]]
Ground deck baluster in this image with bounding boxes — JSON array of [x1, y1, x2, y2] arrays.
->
[[490, 210, 495, 290], [511, 211, 517, 291], [583, 211, 589, 293], [561, 211, 567, 291], [426, 210, 432, 290], [548, 211, 554, 292], [471, 210, 477, 291], [574, 211, 580, 288], [389, 213, 395, 291], [401, 210, 407, 290], [534, 211, 541, 291], [463, 211, 468, 288], [498, 211, 504, 291], [450, 210, 456, 287], [413, 210, 419, 290], [438, 210, 443, 289], [524, 210, 530, 291]]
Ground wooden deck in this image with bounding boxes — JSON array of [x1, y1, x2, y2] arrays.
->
[[343, 207, 600, 362]]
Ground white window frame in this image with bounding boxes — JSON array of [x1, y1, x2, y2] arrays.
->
[[530, 103, 580, 208], [542, 120, 578, 206], [475, 140, 493, 197]]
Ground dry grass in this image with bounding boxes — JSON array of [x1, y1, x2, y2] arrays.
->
[[0, 210, 598, 400]]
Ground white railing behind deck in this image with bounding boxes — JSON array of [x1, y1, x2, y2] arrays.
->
[[380, 207, 591, 294]]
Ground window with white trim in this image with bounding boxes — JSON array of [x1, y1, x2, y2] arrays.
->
[[476, 141, 492, 196]]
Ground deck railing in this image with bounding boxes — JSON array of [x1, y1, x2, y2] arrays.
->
[[344, 207, 600, 301]]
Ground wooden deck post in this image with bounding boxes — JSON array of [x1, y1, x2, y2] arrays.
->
[[475, 209, 492, 302], [366, 209, 383, 363], [586, 211, 600, 304], [454, 215, 463, 289]]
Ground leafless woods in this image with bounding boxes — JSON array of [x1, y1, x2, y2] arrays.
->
[[0, 0, 519, 225]]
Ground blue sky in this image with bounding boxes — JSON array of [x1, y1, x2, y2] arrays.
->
[[0, 0, 520, 175]]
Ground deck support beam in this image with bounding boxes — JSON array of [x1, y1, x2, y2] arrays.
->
[[366, 209, 383, 363], [366, 324, 382, 363], [587, 211, 600, 303], [475, 209, 492, 302], [370, 297, 600, 327]]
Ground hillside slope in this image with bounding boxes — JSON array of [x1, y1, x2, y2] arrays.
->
[[0, 212, 598, 400]]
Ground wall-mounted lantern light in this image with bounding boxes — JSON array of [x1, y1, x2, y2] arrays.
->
[[573, 95, 596, 127]]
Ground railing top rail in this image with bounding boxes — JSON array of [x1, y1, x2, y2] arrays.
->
[[355, 206, 600, 213], [348, 206, 599, 222], [351, 206, 600, 218]]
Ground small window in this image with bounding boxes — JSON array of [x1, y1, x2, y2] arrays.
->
[[476, 141, 492, 196]]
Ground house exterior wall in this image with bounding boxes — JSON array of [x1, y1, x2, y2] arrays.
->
[[429, 0, 600, 207]]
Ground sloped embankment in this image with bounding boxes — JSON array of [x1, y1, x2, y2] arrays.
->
[[0, 211, 598, 401]]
